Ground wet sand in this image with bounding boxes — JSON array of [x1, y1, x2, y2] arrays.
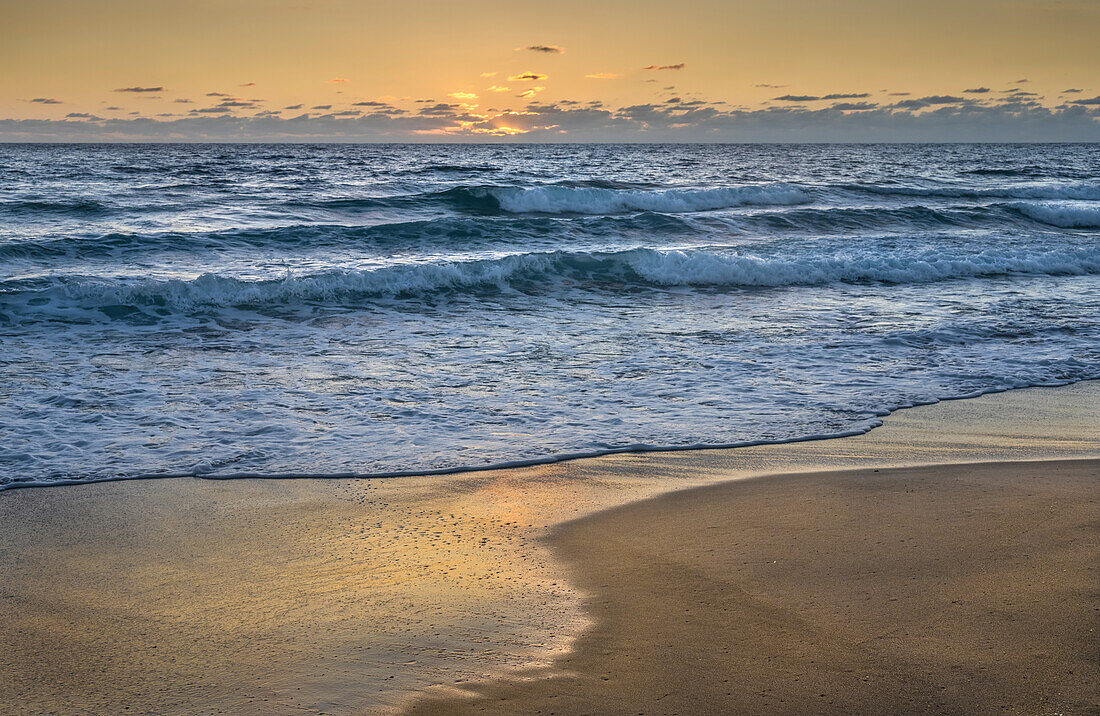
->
[[407, 459, 1100, 715], [1, 382, 1099, 714]]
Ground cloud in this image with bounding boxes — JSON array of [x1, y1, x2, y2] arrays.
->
[[311, 104, 332, 110], [831, 102, 878, 111], [1070, 95, 1100, 105], [1063, 88, 1084, 93], [174, 99, 193, 104], [206, 92, 231, 97], [508, 72, 547, 81], [822, 92, 871, 100], [218, 100, 256, 107], [888, 92, 911, 96], [487, 85, 511, 92], [114, 86, 164, 93], [585, 73, 620, 80], [755, 83, 788, 88], [774, 94, 820, 102], [105, 106, 122, 110], [642, 63, 685, 71], [480, 72, 498, 78], [352, 100, 391, 107], [521, 45, 563, 54], [448, 91, 479, 101], [284, 104, 304, 109], [418, 102, 462, 116], [891, 95, 964, 109], [29, 97, 63, 104], [65, 112, 99, 119], [1015, 78, 1029, 83], [326, 78, 349, 83], [964, 87, 991, 94], [4, 96, 1098, 143], [239, 82, 256, 87], [516, 87, 546, 98]]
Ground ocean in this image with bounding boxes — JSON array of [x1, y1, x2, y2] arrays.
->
[[2, 143, 1098, 489]]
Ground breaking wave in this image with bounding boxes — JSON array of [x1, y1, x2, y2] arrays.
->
[[7, 245, 1100, 320]]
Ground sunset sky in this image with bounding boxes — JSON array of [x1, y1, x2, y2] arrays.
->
[[3, 0, 1099, 141]]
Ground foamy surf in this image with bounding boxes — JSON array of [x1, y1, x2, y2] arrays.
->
[[2, 143, 1098, 487]]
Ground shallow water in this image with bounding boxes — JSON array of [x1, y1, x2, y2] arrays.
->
[[2, 143, 1098, 487]]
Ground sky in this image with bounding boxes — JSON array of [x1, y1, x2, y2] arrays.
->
[[2, 0, 1099, 141]]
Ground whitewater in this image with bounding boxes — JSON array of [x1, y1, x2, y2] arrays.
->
[[1, 143, 1098, 488]]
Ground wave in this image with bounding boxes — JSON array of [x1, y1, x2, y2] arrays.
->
[[1006, 201, 1100, 229], [6, 245, 1099, 319], [842, 181, 1100, 201], [482, 183, 812, 214], [0, 213, 698, 262], [1, 200, 1086, 266], [293, 182, 812, 216], [0, 198, 112, 216]]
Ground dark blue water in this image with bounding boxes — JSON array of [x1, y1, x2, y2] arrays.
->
[[2, 143, 1098, 488]]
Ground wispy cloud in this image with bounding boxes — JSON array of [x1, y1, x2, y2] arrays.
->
[[520, 45, 563, 54], [487, 85, 511, 92], [822, 92, 870, 100], [774, 94, 820, 102], [891, 95, 965, 109], [28, 97, 63, 104], [480, 72, 498, 78], [448, 91, 479, 101], [585, 73, 620, 79], [755, 83, 788, 89], [206, 92, 231, 97], [1070, 95, 1100, 105], [114, 86, 164, 93], [65, 112, 99, 119], [831, 101, 878, 111], [964, 87, 991, 94], [642, 63, 686, 71], [516, 87, 546, 98], [239, 82, 256, 87], [326, 78, 349, 83], [508, 72, 547, 81]]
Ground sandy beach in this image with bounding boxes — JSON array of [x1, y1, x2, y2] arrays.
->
[[408, 459, 1100, 714], [2, 382, 1099, 714]]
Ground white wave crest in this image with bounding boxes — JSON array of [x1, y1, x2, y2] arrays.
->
[[853, 181, 1100, 201], [18, 245, 1100, 316], [626, 247, 1100, 286], [1009, 201, 1100, 228], [488, 184, 811, 214]]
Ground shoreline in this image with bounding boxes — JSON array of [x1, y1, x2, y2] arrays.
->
[[4, 377, 1097, 493], [2, 381, 1099, 713]]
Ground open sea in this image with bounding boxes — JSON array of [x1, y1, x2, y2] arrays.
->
[[1, 143, 1098, 489]]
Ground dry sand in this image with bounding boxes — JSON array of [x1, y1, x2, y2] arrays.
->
[[1, 381, 1098, 714], [407, 459, 1100, 715]]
